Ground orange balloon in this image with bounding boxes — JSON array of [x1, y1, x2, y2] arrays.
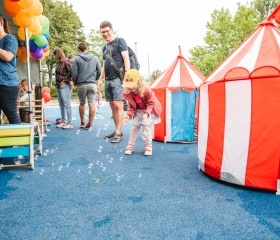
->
[[38, 15, 44, 25], [43, 50, 49, 57], [19, 54, 27, 63], [15, 9, 32, 28], [20, 46, 27, 58], [18, 0, 34, 8], [28, 16, 40, 33], [12, 16, 20, 26], [26, 0, 43, 16], [4, 0, 22, 17], [42, 45, 49, 53], [17, 26, 32, 41], [31, 25, 42, 36], [16, 47, 22, 57]]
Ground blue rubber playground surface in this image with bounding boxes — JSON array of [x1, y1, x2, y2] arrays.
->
[[0, 103, 280, 240]]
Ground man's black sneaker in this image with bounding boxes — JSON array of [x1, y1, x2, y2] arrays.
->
[[104, 132, 115, 139], [111, 133, 123, 143], [104, 132, 123, 140]]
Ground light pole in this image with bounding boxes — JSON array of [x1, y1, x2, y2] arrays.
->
[[148, 53, 150, 78], [134, 42, 137, 56]]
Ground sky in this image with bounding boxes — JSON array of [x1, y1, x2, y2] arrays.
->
[[66, 0, 249, 77]]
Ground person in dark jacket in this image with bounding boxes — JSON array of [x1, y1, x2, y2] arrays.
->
[[72, 42, 101, 130]]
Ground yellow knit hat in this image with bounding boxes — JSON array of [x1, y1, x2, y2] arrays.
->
[[122, 69, 140, 88]]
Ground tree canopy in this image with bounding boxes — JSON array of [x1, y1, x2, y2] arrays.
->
[[40, 0, 280, 84], [40, 0, 85, 87], [189, 0, 280, 76]]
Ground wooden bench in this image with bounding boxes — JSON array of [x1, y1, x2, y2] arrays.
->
[[0, 121, 42, 170]]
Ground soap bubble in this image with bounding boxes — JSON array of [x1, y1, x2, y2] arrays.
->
[[14, 155, 25, 165]]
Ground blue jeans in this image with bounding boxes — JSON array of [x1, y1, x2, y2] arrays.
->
[[57, 84, 72, 123], [0, 85, 21, 124]]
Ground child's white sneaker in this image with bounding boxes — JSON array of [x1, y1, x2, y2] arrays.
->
[[62, 123, 73, 129], [124, 147, 133, 155], [56, 122, 66, 128], [125, 149, 133, 155], [144, 150, 152, 156]]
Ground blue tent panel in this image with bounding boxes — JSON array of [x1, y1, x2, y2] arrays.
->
[[171, 89, 198, 141]]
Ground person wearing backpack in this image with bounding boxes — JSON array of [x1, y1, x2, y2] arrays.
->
[[97, 21, 130, 143], [53, 47, 74, 129]]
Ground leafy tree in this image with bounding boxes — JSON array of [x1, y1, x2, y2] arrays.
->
[[147, 70, 161, 83], [252, 0, 280, 21], [190, 6, 258, 76], [40, 0, 85, 87], [86, 29, 106, 66], [189, 0, 280, 76]]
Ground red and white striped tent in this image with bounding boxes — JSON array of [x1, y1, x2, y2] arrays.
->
[[150, 46, 205, 142], [198, 8, 280, 192]]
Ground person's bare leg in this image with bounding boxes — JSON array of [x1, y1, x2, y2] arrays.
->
[[88, 102, 95, 126], [79, 103, 85, 124], [111, 100, 123, 135]]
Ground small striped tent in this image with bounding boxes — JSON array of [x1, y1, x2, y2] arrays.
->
[[198, 12, 280, 192], [150, 46, 205, 142]]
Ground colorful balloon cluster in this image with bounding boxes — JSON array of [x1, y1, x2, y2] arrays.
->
[[4, 0, 50, 63]]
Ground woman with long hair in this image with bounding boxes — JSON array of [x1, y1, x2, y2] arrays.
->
[[53, 47, 74, 129]]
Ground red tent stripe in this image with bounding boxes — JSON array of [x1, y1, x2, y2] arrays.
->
[[153, 89, 166, 141], [204, 82, 226, 179], [245, 78, 280, 190]]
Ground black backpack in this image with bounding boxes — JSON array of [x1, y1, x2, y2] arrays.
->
[[106, 38, 140, 81], [127, 46, 140, 70], [117, 37, 140, 70]]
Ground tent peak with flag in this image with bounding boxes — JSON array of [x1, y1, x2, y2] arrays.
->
[[267, 3, 280, 24]]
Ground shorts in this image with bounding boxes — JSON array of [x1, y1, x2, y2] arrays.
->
[[77, 83, 97, 104], [105, 77, 124, 102]]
